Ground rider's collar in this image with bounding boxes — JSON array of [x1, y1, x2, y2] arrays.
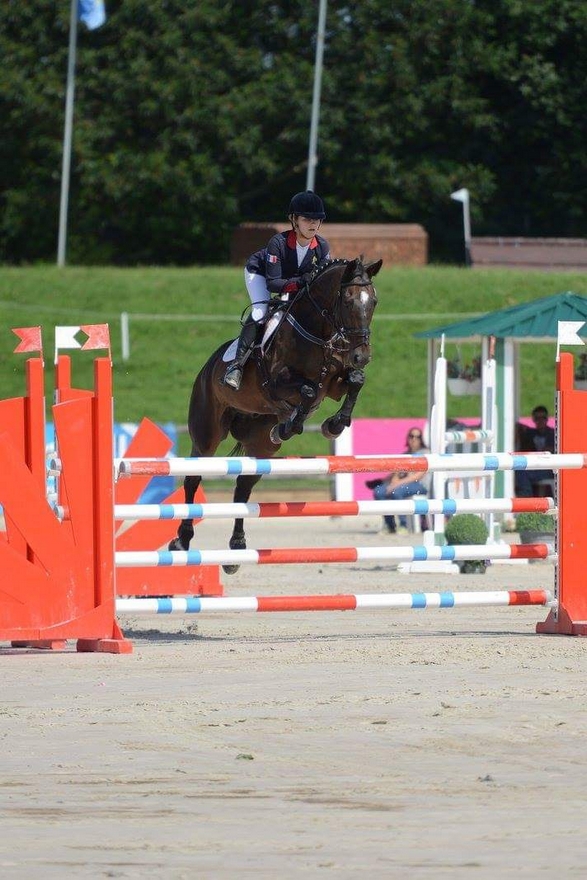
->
[[287, 230, 317, 250]]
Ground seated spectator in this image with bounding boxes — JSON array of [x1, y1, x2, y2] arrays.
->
[[515, 405, 555, 497], [365, 428, 431, 535]]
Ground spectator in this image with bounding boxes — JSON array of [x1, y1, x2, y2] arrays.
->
[[515, 405, 555, 497], [366, 428, 431, 535]]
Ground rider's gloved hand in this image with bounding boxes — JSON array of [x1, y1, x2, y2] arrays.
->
[[299, 272, 313, 286]]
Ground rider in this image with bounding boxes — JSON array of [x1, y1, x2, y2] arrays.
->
[[223, 190, 331, 390]]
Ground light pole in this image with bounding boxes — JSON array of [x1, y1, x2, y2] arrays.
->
[[306, 0, 327, 191], [450, 188, 472, 266], [57, 0, 79, 267]]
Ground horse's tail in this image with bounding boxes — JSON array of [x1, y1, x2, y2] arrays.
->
[[228, 441, 244, 457]]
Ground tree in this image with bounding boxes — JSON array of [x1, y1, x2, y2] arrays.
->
[[1, 1, 587, 264]]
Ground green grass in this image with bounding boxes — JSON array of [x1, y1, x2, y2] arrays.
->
[[1, 263, 585, 456]]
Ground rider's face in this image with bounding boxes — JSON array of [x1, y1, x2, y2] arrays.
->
[[294, 215, 321, 241]]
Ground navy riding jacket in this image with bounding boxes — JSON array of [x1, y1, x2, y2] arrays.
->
[[246, 230, 330, 295]]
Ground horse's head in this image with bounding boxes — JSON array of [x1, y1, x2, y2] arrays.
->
[[337, 256, 381, 368], [290, 256, 381, 371]]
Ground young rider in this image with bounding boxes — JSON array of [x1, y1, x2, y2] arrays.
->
[[223, 190, 331, 390]]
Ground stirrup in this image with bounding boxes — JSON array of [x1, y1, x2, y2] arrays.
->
[[224, 364, 243, 390]]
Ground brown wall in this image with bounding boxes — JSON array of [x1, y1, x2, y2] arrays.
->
[[471, 237, 587, 270], [230, 223, 428, 267]]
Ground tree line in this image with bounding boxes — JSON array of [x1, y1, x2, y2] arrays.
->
[[1, 0, 586, 265]]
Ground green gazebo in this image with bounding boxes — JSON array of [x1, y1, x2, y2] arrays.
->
[[415, 291, 587, 495]]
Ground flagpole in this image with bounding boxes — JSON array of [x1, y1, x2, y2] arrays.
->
[[306, 0, 327, 191], [57, 0, 79, 268]]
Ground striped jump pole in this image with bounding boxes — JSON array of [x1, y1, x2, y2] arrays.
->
[[116, 542, 553, 568], [115, 452, 586, 478], [443, 429, 494, 445], [116, 589, 555, 615], [112, 496, 556, 522]]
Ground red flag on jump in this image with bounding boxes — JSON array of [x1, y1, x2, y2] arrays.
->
[[80, 324, 111, 354], [12, 326, 43, 354]]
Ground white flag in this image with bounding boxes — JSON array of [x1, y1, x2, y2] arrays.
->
[[55, 325, 82, 363], [557, 321, 585, 347], [450, 188, 469, 203]]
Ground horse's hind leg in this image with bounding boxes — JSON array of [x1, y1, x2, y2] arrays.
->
[[223, 473, 263, 575], [224, 416, 281, 575], [168, 365, 230, 552], [168, 473, 201, 551]]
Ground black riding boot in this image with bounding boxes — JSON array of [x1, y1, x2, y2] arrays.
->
[[223, 317, 258, 390]]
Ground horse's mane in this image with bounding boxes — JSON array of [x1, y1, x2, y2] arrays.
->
[[306, 257, 349, 285]]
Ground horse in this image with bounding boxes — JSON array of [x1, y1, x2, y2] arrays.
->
[[169, 255, 382, 572]]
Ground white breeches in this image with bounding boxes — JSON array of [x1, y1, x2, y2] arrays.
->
[[245, 270, 271, 322]]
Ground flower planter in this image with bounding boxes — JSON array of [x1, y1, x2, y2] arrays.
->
[[520, 530, 554, 545], [447, 378, 482, 396]]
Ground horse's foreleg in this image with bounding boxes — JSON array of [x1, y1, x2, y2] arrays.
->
[[321, 369, 365, 439], [270, 383, 317, 444], [168, 474, 201, 551]]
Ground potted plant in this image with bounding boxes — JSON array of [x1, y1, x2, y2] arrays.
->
[[575, 353, 587, 390], [515, 512, 555, 545], [447, 354, 482, 396], [444, 513, 489, 573]]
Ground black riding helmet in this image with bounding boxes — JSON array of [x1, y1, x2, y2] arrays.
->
[[288, 190, 326, 220]]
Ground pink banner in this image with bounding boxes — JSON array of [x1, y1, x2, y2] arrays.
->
[[352, 417, 478, 500]]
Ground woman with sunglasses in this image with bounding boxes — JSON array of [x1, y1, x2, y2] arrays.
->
[[366, 428, 430, 534]]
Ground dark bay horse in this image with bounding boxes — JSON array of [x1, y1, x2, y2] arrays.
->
[[169, 256, 382, 571]]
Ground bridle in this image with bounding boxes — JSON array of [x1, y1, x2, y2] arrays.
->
[[290, 263, 375, 357]]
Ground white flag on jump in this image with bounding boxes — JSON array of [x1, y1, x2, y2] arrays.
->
[[55, 326, 82, 361], [557, 320, 585, 346], [557, 320, 585, 361]]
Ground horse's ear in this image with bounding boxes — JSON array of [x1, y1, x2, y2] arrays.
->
[[342, 258, 360, 279], [365, 258, 383, 278]]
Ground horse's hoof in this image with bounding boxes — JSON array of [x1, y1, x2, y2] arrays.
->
[[321, 422, 342, 440], [222, 564, 240, 575], [168, 537, 186, 551], [270, 424, 282, 445]]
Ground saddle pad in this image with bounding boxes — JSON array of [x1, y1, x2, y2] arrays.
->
[[221, 310, 283, 363], [221, 339, 238, 362], [260, 311, 283, 352]]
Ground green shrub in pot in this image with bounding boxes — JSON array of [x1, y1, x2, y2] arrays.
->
[[444, 513, 489, 573], [515, 512, 555, 563], [514, 512, 555, 534]]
